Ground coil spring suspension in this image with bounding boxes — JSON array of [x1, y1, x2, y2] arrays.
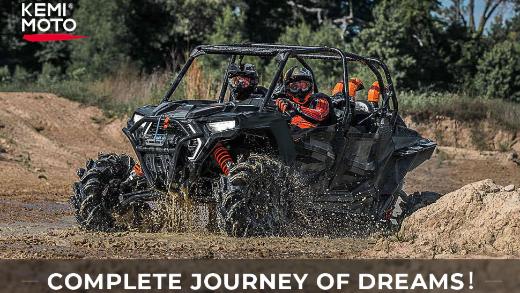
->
[[212, 143, 233, 175]]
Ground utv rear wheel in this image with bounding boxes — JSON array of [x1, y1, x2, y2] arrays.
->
[[214, 154, 291, 237], [70, 153, 142, 231]]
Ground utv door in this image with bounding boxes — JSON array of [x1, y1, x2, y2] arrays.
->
[[291, 125, 337, 186], [329, 123, 394, 191]]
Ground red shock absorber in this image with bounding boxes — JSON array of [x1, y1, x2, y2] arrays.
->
[[212, 143, 234, 175]]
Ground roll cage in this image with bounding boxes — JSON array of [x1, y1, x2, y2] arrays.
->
[[161, 43, 399, 130]]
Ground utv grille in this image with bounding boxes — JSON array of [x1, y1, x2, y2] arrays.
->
[[143, 118, 167, 146]]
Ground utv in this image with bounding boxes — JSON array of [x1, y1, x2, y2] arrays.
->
[[71, 44, 436, 236]]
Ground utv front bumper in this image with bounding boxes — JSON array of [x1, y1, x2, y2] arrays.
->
[[123, 115, 205, 189], [123, 115, 239, 190]]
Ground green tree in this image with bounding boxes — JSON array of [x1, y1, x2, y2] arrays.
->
[[351, 0, 447, 89], [203, 5, 247, 81], [276, 21, 344, 89], [69, 0, 132, 78], [99, 0, 228, 72], [208, 5, 247, 44], [475, 40, 520, 101], [440, 0, 517, 90]]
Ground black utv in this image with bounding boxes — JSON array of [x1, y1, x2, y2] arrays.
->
[[71, 44, 436, 236]]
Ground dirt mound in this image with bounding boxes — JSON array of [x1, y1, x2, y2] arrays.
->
[[0, 92, 129, 199], [399, 179, 520, 257]]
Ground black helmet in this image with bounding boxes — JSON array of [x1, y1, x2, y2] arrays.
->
[[227, 63, 259, 101], [284, 67, 314, 104]]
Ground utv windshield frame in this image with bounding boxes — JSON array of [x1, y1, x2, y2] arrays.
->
[[161, 43, 399, 129]]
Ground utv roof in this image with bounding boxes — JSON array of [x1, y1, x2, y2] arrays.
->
[[193, 43, 378, 63], [163, 43, 398, 127], [187, 44, 395, 103]]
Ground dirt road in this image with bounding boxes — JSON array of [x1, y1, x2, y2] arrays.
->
[[0, 93, 519, 259]]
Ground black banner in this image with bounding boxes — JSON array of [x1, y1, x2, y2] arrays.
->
[[1, 260, 519, 292]]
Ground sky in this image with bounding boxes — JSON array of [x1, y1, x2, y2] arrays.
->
[[440, 0, 516, 25]]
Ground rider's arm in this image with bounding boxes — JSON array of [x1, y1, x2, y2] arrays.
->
[[295, 97, 330, 122]]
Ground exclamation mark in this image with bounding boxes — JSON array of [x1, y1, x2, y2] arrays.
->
[[469, 272, 474, 289]]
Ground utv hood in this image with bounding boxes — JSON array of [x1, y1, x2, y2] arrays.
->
[[135, 100, 261, 120]]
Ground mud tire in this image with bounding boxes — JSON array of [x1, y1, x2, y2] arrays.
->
[[214, 154, 291, 237], [70, 153, 137, 231]]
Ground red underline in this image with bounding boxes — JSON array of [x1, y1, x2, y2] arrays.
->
[[23, 33, 88, 42]]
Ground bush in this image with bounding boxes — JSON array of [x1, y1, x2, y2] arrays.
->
[[12, 66, 32, 82], [475, 40, 520, 102], [0, 66, 11, 82], [37, 63, 62, 84]]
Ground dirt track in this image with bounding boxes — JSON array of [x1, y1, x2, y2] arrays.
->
[[0, 92, 519, 259]]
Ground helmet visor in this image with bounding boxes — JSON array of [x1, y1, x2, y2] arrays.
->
[[229, 76, 251, 88], [288, 80, 311, 93]]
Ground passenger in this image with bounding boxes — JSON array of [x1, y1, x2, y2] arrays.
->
[[275, 67, 332, 129], [227, 63, 267, 101], [331, 77, 364, 99], [367, 81, 381, 107]]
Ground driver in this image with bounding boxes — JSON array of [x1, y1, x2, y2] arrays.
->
[[275, 67, 332, 129], [227, 63, 267, 101]]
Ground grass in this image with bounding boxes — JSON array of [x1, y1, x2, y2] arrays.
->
[[0, 61, 214, 118], [398, 91, 520, 131]]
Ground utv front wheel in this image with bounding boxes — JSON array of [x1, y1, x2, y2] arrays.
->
[[214, 154, 291, 237], [70, 153, 143, 231]]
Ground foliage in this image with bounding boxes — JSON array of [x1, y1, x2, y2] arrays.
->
[[351, 0, 448, 89], [0, 0, 519, 104], [38, 63, 62, 84], [69, 0, 132, 78], [475, 40, 520, 101], [276, 21, 344, 89], [0, 66, 10, 82], [203, 5, 248, 79], [12, 66, 32, 82], [208, 5, 247, 44]]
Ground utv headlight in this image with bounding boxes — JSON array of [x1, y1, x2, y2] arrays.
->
[[207, 120, 236, 133], [133, 114, 144, 123]]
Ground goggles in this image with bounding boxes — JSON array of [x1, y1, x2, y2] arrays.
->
[[229, 76, 251, 88], [287, 80, 311, 93]]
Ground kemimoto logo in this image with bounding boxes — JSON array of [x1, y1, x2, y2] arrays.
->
[[21, 2, 87, 42]]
